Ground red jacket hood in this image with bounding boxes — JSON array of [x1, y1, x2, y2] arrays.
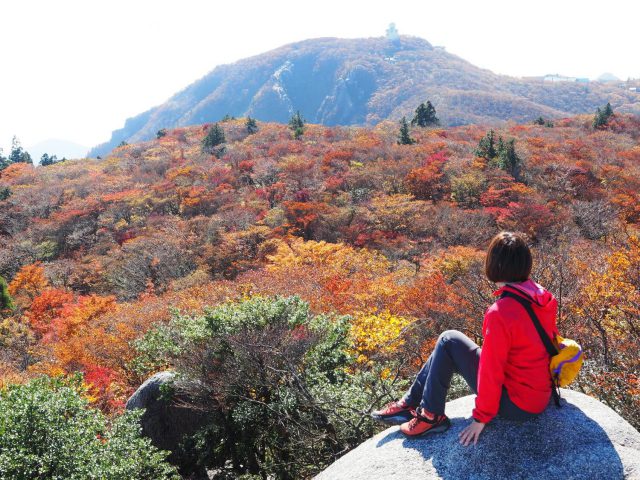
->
[[493, 278, 554, 307]]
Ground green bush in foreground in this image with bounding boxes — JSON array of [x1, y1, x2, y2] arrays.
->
[[133, 295, 406, 479], [0, 375, 179, 480]]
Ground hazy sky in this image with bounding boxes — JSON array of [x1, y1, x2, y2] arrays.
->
[[1, 0, 638, 157]]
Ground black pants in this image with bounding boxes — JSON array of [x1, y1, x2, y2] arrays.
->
[[401, 329, 538, 421]]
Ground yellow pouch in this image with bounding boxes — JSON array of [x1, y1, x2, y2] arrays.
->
[[550, 335, 584, 387]]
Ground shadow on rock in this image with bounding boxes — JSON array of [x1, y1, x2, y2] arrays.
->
[[316, 389, 639, 480], [400, 397, 624, 479]]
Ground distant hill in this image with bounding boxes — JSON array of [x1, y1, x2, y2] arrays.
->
[[28, 139, 88, 162], [89, 36, 640, 157], [597, 72, 622, 83]]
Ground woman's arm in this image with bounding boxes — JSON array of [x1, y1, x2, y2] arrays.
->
[[472, 309, 511, 423]]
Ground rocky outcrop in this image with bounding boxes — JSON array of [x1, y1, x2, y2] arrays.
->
[[316, 389, 640, 479], [126, 371, 210, 479]]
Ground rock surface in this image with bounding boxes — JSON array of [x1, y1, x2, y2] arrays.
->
[[126, 371, 210, 479], [315, 389, 640, 480]]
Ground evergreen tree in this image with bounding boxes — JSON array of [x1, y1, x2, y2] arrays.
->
[[0, 149, 8, 171], [496, 136, 506, 158], [289, 111, 305, 140], [534, 116, 554, 127], [246, 116, 258, 135], [202, 123, 226, 157], [118, 140, 129, 148], [156, 129, 167, 139], [0, 275, 14, 312], [9, 136, 32, 164], [497, 138, 522, 179], [411, 101, 440, 127], [603, 102, 614, 118], [40, 153, 58, 166], [397, 116, 416, 145], [475, 130, 497, 159], [593, 102, 614, 129]]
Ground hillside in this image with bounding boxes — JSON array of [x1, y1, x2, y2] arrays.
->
[[89, 36, 640, 157], [1, 114, 639, 477]]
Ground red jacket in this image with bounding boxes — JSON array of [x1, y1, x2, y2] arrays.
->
[[472, 279, 559, 423]]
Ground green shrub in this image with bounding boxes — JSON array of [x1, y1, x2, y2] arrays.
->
[[133, 295, 405, 479], [0, 375, 179, 480], [450, 171, 487, 208], [0, 276, 13, 313]]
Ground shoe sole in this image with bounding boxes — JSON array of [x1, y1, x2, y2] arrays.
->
[[371, 412, 414, 425], [402, 418, 451, 437]]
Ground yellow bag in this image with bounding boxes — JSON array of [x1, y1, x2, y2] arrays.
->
[[550, 335, 584, 388]]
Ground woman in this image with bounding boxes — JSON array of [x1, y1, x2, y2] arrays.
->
[[371, 231, 559, 446]]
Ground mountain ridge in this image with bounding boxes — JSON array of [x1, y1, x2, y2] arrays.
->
[[89, 35, 640, 157]]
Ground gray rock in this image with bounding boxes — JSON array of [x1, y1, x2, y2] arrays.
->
[[126, 371, 176, 411], [126, 371, 210, 480], [315, 389, 640, 480]]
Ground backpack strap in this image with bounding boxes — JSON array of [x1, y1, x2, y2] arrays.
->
[[499, 289, 562, 407]]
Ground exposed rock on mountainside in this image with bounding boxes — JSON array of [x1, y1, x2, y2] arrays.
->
[[315, 389, 640, 480], [89, 36, 640, 157], [126, 371, 209, 479]]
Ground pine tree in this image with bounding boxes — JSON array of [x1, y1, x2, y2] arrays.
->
[[9, 136, 32, 164], [0, 187, 10, 201], [496, 136, 506, 158], [475, 130, 497, 159], [411, 101, 440, 127], [593, 108, 606, 128], [0, 149, 8, 171], [397, 116, 416, 145], [246, 116, 258, 135], [593, 103, 614, 129], [40, 153, 58, 166], [0, 275, 14, 312], [603, 102, 614, 118], [156, 128, 167, 139], [202, 123, 226, 157], [289, 111, 305, 140], [498, 138, 522, 179], [533, 116, 546, 126]]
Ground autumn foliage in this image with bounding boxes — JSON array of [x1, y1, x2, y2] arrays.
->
[[0, 114, 639, 434]]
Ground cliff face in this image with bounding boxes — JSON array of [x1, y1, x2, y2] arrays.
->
[[89, 36, 640, 157], [315, 389, 640, 480]]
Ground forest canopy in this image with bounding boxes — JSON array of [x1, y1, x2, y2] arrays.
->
[[1, 113, 639, 477]]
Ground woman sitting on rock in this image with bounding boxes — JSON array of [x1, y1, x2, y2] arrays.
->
[[371, 231, 559, 446]]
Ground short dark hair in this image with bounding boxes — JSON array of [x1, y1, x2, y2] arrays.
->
[[485, 231, 532, 283]]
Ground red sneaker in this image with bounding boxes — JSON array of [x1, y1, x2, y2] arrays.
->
[[400, 407, 451, 437], [371, 399, 415, 425]]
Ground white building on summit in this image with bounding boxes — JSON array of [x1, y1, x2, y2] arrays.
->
[[386, 23, 399, 41]]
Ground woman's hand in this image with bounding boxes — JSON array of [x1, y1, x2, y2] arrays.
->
[[459, 419, 485, 446]]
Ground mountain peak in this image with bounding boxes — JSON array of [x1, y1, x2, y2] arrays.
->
[[89, 36, 640, 158]]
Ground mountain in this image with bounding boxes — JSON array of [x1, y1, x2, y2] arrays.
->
[[28, 139, 88, 162], [89, 36, 640, 157], [597, 72, 622, 83]]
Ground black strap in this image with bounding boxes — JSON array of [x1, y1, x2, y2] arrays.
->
[[499, 289, 562, 407]]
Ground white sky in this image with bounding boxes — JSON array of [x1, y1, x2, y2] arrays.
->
[[1, 0, 638, 157]]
